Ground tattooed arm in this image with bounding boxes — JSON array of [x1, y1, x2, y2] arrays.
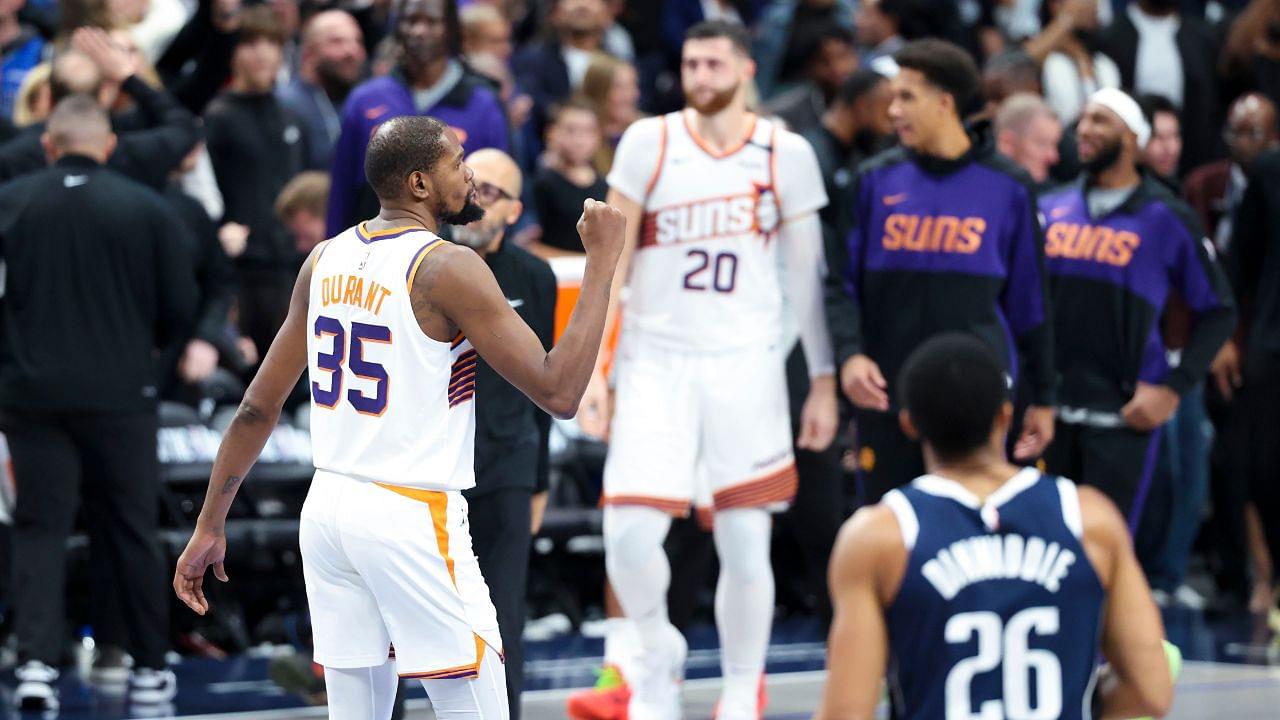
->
[[174, 244, 316, 615]]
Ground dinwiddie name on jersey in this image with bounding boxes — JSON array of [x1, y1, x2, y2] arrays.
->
[[922, 533, 1078, 601]]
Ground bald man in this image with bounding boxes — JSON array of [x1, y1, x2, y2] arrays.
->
[[452, 148, 558, 719], [2, 94, 197, 712], [279, 9, 367, 169], [1184, 93, 1278, 249]]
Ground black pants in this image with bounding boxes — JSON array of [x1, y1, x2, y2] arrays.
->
[[852, 408, 924, 506], [1242, 350, 1280, 575], [1044, 420, 1162, 531], [468, 487, 532, 720], [5, 409, 168, 669]]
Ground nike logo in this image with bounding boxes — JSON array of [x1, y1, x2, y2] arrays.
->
[[883, 193, 908, 206], [507, 298, 524, 308], [63, 175, 88, 188]]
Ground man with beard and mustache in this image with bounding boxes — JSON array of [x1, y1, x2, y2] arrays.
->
[[174, 115, 626, 719], [326, 0, 508, 237], [826, 39, 1057, 508], [574, 20, 837, 720], [1037, 88, 1234, 531], [279, 10, 368, 170], [451, 148, 556, 720]]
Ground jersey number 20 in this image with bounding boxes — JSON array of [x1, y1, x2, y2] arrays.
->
[[312, 315, 392, 415], [944, 607, 1062, 720]]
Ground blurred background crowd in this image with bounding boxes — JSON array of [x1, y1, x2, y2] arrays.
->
[[1, 0, 1280, 711]]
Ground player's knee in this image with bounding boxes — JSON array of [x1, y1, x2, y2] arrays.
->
[[604, 506, 669, 569], [714, 509, 772, 582]]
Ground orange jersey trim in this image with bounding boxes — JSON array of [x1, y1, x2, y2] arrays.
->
[[311, 239, 331, 274], [713, 464, 799, 510], [644, 116, 668, 197], [374, 483, 458, 589], [602, 494, 691, 516], [405, 239, 447, 292], [683, 109, 758, 159], [399, 635, 486, 680]]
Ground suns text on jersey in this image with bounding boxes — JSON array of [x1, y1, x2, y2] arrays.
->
[[643, 191, 776, 246], [319, 273, 393, 315], [922, 533, 1078, 600]]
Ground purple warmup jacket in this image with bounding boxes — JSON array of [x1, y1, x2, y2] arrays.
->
[[326, 67, 509, 237]]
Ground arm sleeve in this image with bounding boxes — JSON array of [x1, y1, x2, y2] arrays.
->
[[779, 212, 835, 378], [531, 260, 558, 494], [774, 130, 829, 221], [327, 98, 365, 237], [825, 173, 866, 367], [605, 116, 665, 205], [1166, 210, 1237, 393], [1000, 183, 1057, 406]]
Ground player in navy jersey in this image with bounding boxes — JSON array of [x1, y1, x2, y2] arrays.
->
[[816, 333, 1173, 720]]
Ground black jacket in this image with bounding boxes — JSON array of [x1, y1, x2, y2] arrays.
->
[[0, 76, 201, 189], [204, 91, 310, 272], [467, 239, 557, 497], [1230, 148, 1280, 355], [0, 156, 198, 412], [1096, 11, 1224, 174]]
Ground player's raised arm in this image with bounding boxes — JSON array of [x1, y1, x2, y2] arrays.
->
[[1078, 486, 1174, 718], [815, 505, 904, 720], [173, 246, 316, 615], [423, 199, 624, 419]]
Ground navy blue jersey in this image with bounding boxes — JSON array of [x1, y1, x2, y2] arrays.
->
[[884, 469, 1104, 720]]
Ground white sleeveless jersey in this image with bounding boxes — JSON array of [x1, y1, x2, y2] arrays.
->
[[307, 223, 476, 491], [606, 109, 827, 353]]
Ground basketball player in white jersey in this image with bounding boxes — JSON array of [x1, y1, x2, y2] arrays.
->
[[577, 20, 838, 720], [173, 116, 624, 719]]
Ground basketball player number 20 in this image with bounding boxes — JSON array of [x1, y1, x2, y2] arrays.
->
[[312, 316, 392, 415], [944, 607, 1062, 720], [683, 250, 738, 292]]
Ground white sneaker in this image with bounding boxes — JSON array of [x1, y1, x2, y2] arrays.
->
[[14, 660, 59, 712], [91, 646, 134, 686], [129, 667, 178, 705], [1173, 584, 1208, 611], [628, 624, 687, 720]]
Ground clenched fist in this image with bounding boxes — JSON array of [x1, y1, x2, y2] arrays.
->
[[576, 199, 625, 262]]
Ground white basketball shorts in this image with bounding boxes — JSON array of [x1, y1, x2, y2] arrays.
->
[[602, 336, 798, 519], [300, 470, 502, 679]]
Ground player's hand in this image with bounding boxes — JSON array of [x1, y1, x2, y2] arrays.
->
[[1210, 339, 1243, 401], [798, 374, 839, 451], [576, 368, 612, 440], [179, 338, 220, 383], [840, 354, 889, 411], [72, 27, 139, 84], [1121, 382, 1180, 431], [174, 525, 229, 616], [1013, 405, 1055, 461], [576, 199, 625, 264]]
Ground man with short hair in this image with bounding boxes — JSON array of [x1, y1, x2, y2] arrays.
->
[[994, 92, 1063, 185], [204, 5, 311, 366], [1, 94, 197, 712], [275, 170, 331, 255], [579, 20, 837, 719], [278, 10, 367, 170], [815, 333, 1175, 720], [826, 38, 1058, 507], [175, 115, 624, 719], [326, 0, 509, 236], [1038, 88, 1235, 528], [763, 26, 859, 134]]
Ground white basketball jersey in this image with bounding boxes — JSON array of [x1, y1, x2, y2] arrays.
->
[[607, 109, 826, 353], [307, 223, 475, 491]]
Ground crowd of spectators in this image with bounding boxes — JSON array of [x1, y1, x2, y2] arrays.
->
[[3, 0, 1280, 707]]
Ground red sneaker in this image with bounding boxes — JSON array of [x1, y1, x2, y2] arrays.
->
[[712, 674, 768, 719], [567, 664, 632, 720]]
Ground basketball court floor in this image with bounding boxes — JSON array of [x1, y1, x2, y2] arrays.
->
[[6, 607, 1280, 719]]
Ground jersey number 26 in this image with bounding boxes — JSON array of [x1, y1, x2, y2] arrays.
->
[[944, 607, 1062, 720]]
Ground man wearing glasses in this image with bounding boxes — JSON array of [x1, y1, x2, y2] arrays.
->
[[448, 147, 557, 719]]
